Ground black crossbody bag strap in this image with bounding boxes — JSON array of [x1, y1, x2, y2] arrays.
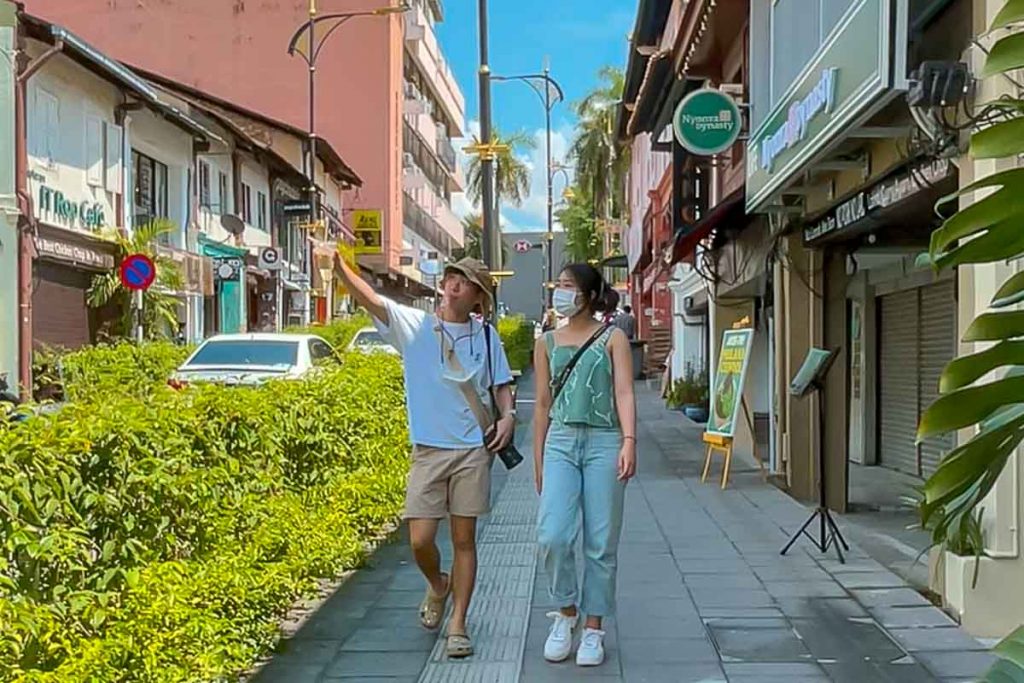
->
[[551, 324, 609, 401], [483, 324, 498, 418]]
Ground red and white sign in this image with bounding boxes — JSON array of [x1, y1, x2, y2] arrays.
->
[[513, 239, 532, 253]]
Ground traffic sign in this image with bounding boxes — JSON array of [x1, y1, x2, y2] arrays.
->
[[120, 253, 156, 291], [513, 239, 532, 253], [259, 247, 283, 270]]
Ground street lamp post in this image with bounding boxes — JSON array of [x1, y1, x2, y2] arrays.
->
[[492, 68, 565, 307], [287, 1, 405, 260]]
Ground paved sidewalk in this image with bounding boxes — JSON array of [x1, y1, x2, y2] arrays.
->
[[254, 379, 994, 682]]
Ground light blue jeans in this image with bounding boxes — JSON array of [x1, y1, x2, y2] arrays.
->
[[538, 423, 626, 618]]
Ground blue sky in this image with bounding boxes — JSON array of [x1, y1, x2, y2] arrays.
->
[[436, 0, 635, 231]]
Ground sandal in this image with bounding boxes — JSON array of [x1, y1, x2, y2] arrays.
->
[[446, 632, 474, 659], [419, 573, 450, 630]]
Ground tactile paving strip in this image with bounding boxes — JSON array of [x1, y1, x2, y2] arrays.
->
[[417, 461, 538, 683]]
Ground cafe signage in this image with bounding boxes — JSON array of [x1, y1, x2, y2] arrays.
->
[[673, 88, 742, 156], [37, 184, 106, 230], [746, 0, 906, 212], [804, 159, 953, 243], [35, 233, 114, 270]]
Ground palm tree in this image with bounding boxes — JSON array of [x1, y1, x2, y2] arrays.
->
[[558, 184, 602, 263], [452, 213, 507, 263], [570, 66, 630, 221], [465, 128, 536, 207], [87, 219, 184, 340]]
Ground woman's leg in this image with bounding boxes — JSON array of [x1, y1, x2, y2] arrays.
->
[[579, 428, 627, 627], [537, 425, 582, 612]]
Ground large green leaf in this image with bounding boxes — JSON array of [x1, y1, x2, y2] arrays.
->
[[918, 376, 1024, 439], [940, 342, 1024, 392], [983, 32, 1024, 77], [980, 626, 1024, 682], [992, 0, 1024, 29], [930, 215, 1024, 268], [993, 271, 1024, 308], [929, 168, 1024, 257], [972, 116, 1024, 158], [965, 311, 1024, 341]]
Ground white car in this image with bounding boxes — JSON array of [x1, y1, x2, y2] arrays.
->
[[347, 327, 400, 356], [169, 333, 340, 388]]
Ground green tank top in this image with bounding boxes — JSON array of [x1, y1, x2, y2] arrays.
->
[[545, 328, 618, 428]]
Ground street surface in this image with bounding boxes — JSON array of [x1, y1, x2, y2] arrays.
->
[[253, 377, 993, 683]]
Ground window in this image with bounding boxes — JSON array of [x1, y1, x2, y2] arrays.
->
[[35, 88, 60, 165], [257, 191, 268, 231], [241, 182, 253, 224], [218, 171, 230, 213], [198, 160, 212, 208], [85, 117, 104, 186], [186, 340, 299, 367], [132, 150, 168, 227], [309, 340, 337, 367]]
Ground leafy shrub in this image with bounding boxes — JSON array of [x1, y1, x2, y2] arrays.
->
[[286, 314, 371, 352], [497, 315, 533, 372], [0, 353, 408, 681]]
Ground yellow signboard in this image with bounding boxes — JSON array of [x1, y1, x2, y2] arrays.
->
[[352, 209, 383, 255]]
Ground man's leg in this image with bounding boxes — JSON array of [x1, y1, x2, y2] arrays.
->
[[408, 518, 447, 595], [447, 514, 477, 635]]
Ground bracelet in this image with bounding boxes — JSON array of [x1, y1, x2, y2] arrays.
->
[[623, 435, 636, 442]]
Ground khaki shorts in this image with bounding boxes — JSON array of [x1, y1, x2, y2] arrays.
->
[[404, 444, 493, 519]]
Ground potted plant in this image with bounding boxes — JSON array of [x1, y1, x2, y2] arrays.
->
[[679, 364, 709, 423]]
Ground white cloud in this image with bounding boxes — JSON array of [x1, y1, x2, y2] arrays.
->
[[452, 120, 574, 234]]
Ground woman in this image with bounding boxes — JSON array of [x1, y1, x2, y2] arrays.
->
[[532, 263, 637, 667]]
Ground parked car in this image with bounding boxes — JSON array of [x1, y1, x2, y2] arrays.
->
[[168, 333, 340, 388], [347, 327, 399, 356]]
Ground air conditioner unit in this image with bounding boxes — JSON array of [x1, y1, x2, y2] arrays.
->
[[719, 83, 744, 97]]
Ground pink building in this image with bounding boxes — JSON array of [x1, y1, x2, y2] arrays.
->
[[24, 0, 466, 303]]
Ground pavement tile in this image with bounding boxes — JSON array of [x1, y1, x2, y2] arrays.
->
[[915, 650, 998, 678], [791, 617, 906, 663], [619, 636, 720, 664], [773, 597, 870, 620], [888, 626, 989, 652], [763, 580, 848, 599], [722, 662, 829, 682], [691, 588, 775, 610], [850, 587, 933, 608], [322, 651, 426, 678], [707, 623, 813, 663], [620, 662, 726, 682], [833, 570, 907, 589], [822, 660, 942, 683], [870, 606, 958, 629]]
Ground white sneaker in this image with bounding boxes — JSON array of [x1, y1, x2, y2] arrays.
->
[[576, 628, 605, 667], [543, 611, 577, 662]]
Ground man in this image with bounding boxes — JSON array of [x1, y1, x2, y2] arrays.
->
[[334, 253, 516, 659], [613, 305, 636, 340]]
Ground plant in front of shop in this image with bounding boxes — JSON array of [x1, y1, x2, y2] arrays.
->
[[86, 220, 184, 341], [915, 2, 1024, 676]]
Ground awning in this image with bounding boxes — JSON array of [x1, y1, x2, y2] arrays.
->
[[669, 187, 746, 265]]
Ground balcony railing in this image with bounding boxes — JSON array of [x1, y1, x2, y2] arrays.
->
[[403, 191, 455, 257], [403, 119, 451, 198], [437, 136, 456, 173]]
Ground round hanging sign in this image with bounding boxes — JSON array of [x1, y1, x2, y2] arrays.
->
[[120, 253, 156, 291], [672, 88, 742, 156]]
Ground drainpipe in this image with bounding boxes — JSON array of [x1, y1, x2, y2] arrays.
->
[[14, 26, 63, 400]]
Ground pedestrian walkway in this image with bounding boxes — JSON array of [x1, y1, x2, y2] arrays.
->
[[253, 379, 994, 683]]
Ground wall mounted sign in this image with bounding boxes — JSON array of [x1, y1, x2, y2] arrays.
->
[[37, 184, 106, 230], [804, 159, 953, 243], [34, 233, 114, 270], [746, 0, 907, 212], [673, 88, 743, 156], [513, 239, 532, 253], [213, 256, 243, 281], [352, 209, 383, 255]]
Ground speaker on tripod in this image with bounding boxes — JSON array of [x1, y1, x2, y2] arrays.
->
[[780, 347, 850, 563]]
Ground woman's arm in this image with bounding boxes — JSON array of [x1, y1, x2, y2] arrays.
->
[[609, 328, 637, 480], [532, 335, 553, 494]]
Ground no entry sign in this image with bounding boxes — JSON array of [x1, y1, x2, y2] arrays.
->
[[513, 239, 532, 253], [120, 253, 156, 291]]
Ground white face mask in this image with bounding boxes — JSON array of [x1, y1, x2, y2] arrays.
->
[[553, 288, 582, 318]]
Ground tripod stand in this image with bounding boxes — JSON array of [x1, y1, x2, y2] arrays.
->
[[780, 359, 849, 563]]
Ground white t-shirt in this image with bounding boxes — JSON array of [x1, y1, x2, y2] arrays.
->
[[373, 298, 514, 449]]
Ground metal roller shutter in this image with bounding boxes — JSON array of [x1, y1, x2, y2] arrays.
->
[[919, 280, 957, 477], [33, 262, 92, 351], [879, 289, 921, 476]]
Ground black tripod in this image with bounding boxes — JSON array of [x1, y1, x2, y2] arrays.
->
[[780, 377, 849, 563]]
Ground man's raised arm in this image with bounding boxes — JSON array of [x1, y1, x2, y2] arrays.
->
[[334, 252, 388, 324]]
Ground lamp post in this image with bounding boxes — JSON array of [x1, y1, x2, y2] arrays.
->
[[492, 67, 565, 307], [287, 1, 406, 242]]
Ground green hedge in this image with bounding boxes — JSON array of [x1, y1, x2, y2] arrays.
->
[[285, 314, 371, 352], [0, 352, 408, 681], [497, 315, 533, 372]]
